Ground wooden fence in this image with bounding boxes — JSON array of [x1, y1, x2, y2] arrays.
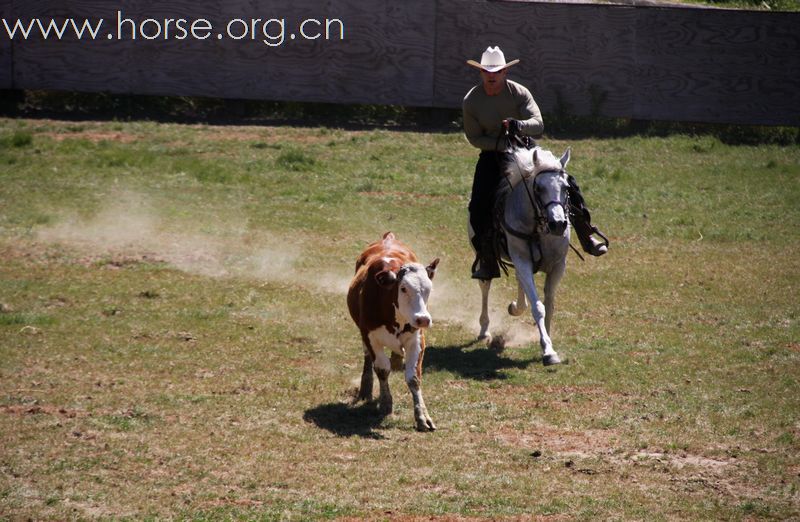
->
[[1, 0, 798, 126]]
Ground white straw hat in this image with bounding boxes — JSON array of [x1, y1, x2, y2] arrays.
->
[[467, 46, 520, 73]]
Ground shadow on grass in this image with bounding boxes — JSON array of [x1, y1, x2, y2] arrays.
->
[[424, 339, 537, 380], [305, 339, 538, 437], [303, 401, 388, 439]]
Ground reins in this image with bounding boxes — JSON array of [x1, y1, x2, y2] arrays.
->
[[494, 123, 585, 262], [495, 123, 539, 231]]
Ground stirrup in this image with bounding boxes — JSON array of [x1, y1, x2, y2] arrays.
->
[[592, 226, 610, 250], [471, 255, 500, 280], [586, 227, 609, 256]]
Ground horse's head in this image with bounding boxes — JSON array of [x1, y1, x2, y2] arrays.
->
[[532, 148, 571, 236]]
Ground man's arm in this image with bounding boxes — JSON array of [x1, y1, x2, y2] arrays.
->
[[463, 108, 501, 151], [514, 84, 544, 137]]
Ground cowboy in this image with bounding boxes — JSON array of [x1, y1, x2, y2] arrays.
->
[[463, 46, 608, 280]]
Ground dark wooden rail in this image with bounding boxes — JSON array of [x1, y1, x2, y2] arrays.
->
[[1, 0, 798, 125]]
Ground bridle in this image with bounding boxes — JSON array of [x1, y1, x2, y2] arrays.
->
[[531, 170, 570, 235], [495, 124, 569, 238], [488, 124, 587, 264]]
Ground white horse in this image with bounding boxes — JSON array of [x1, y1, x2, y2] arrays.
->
[[472, 145, 572, 366]]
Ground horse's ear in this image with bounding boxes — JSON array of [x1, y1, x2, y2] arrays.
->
[[560, 147, 571, 168]]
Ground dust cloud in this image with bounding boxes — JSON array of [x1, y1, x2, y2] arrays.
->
[[36, 190, 539, 344], [429, 273, 537, 347], [35, 190, 347, 290]]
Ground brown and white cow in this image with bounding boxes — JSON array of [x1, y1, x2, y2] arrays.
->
[[347, 232, 440, 431]]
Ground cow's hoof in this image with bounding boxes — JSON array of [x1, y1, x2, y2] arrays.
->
[[378, 400, 393, 416], [489, 335, 506, 353], [415, 417, 437, 432], [542, 353, 561, 366], [356, 386, 373, 403]]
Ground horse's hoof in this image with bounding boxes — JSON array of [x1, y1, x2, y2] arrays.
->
[[478, 332, 492, 346], [543, 353, 561, 366], [508, 302, 526, 317]]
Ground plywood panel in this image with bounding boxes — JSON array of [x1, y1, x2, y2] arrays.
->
[[5, 0, 799, 125], [434, 0, 638, 117], [633, 8, 800, 125], [0, 0, 13, 89], [11, 0, 138, 93], [9, 0, 436, 106]]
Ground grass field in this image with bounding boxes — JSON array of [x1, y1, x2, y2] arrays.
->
[[1, 117, 799, 520]]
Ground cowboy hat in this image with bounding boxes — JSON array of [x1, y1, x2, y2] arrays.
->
[[467, 46, 520, 73]]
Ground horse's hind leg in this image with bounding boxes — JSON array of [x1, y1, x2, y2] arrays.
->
[[508, 279, 529, 317], [478, 279, 492, 344]]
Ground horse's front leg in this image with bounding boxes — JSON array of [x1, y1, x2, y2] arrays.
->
[[543, 261, 566, 336], [478, 278, 492, 344], [508, 278, 529, 317], [511, 256, 561, 366]]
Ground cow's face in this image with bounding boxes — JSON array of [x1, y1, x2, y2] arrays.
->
[[376, 259, 439, 329]]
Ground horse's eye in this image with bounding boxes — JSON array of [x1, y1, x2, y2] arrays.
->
[[400, 287, 407, 293]]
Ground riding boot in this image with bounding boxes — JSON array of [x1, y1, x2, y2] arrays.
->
[[571, 208, 608, 256], [567, 175, 609, 257], [471, 235, 501, 280]]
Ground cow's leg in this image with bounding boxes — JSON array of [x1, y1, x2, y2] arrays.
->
[[357, 343, 373, 402], [508, 278, 529, 317], [478, 279, 492, 344], [374, 364, 392, 415], [511, 255, 560, 366], [404, 332, 435, 431], [365, 333, 393, 414]]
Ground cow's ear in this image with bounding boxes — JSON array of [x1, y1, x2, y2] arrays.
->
[[426, 258, 440, 280], [375, 269, 397, 288]]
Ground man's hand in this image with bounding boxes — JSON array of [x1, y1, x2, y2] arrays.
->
[[504, 118, 523, 136]]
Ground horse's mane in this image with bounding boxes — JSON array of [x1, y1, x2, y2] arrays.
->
[[493, 145, 567, 235], [494, 146, 562, 203], [532, 149, 563, 175]]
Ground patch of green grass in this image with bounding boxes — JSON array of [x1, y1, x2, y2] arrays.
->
[[0, 312, 54, 326], [0, 117, 798, 520], [276, 148, 317, 172], [0, 130, 34, 148], [97, 407, 153, 432]]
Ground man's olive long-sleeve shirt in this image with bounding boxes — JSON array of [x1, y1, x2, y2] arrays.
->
[[462, 79, 543, 151]]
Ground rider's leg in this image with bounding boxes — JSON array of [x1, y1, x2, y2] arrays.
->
[[469, 152, 502, 280], [566, 174, 609, 257]]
